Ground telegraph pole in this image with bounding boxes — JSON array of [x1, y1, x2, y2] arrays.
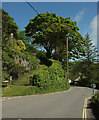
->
[[66, 37, 68, 81]]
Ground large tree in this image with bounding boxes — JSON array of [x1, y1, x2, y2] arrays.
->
[[25, 12, 86, 59], [2, 9, 19, 54], [2, 9, 18, 40], [84, 32, 98, 62], [83, 33, 98, 84], [17, 30, 32, 45], [72, 33, 98, 86]]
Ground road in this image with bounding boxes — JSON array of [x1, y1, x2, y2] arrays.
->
[[2, 86, 94, 118]]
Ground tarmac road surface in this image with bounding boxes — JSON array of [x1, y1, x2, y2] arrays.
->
[[2, 86, 95, 118]]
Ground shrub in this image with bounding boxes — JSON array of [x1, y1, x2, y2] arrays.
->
[[91, 92, 99, 119], [33, 69, 50, 88], [17, 40, 26, 50], [14, 40, 26, 51], [33, 60, 69, 90]]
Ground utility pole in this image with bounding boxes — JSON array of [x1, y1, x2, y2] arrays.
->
[[66, 37, 68, 81]]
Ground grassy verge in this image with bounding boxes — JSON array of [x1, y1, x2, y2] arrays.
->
[[2, 85, 69, 97], [2, 61, 70, 97]]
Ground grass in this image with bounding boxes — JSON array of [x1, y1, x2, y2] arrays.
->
[[2, 85, 69, 97], [13, 65, 48, 86], [2, 85, 39, 97], [2, 62, 69, 97]]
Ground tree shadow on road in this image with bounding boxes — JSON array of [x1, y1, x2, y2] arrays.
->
[[88, 99, 99, 120]]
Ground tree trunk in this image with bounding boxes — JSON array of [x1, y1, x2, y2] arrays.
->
[[46, 50, 51, 58]]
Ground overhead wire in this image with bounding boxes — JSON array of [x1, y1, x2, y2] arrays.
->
[[25, 0, 39, 14]]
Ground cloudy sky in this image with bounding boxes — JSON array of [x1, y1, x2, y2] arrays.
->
[[2, 1, 98, 48]]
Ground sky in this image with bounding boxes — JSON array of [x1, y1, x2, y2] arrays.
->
[[2, 1, 98, 48]]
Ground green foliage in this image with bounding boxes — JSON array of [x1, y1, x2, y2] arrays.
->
[[84, 33, 98, 62], [18, 30, 26, 40], [10, 64, 25, 79], [3, 51, 15, 71], [13, 65, 47, 86], [2, 84, 69, 97], [17, 40, 26, 51], [76, 33, 99, 87], [2, 85, 39, 97], [33, 69, 50, 88], [18, 30, 32, 45], [2, 10, 36, 81], [25, 52, 40, 70], [90, 63, 99, 89], [36, 50, 52, 66], [62, 61, 80, 81], [33, 60, 69, 89], [62, 33, 99, 87], [94, 92, 99, 101], [2, 9, 18, 40], [91, 92, 99, 119], [66, 60, 99, 88], [3, 45, 26, 80], [2, 10, 70, 97], [48, 62, 64, 80], [25, 12, 86, 59], [26, 44, 38, 53], [2, 37, 40, 81]]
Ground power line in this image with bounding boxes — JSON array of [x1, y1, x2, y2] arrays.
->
[[25, 0, 39, 14]]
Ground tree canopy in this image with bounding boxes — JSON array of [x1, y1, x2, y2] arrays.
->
[[2, 9, 40, 80], [25, 12, 86, 59], [84, 32, 98, 62], [2, 9, 18, 40]]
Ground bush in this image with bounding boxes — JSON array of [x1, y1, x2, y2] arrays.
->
[[48, 62, 65, 87], [91, 92, 99, 119], [94, 92, 99, 101], [33, 60, 69, 90], [33, 69, 50, 88], [17, 40, 26, 50]]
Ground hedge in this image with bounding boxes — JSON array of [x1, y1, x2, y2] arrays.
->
[[33, 60, 69, 89]]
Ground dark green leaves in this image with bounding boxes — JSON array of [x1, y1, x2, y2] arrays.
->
[[25, 12, 86, 60], [2, 9, 18, 40]]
